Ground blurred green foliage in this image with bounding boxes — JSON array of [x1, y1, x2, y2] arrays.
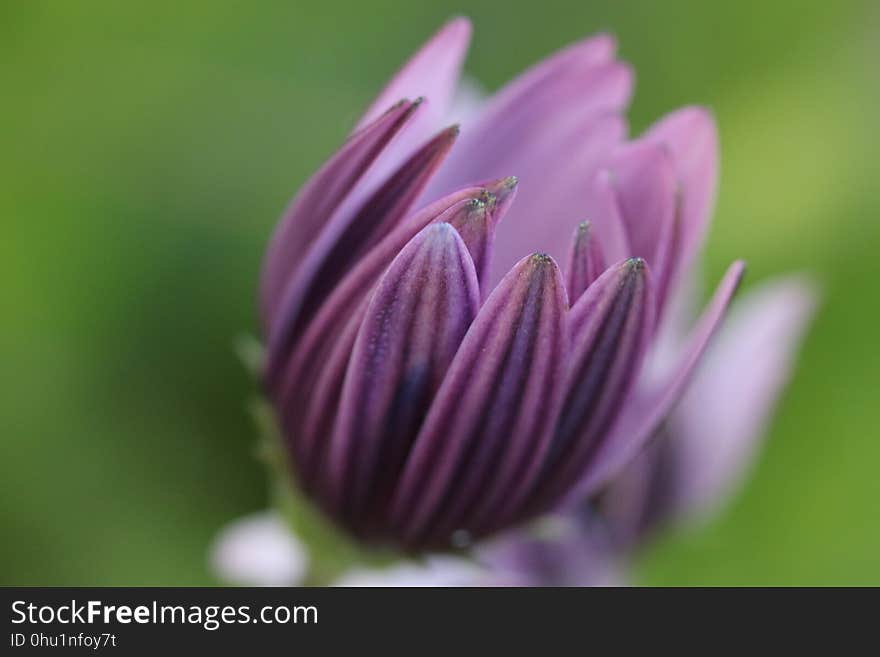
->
[[1, 0, 877, 584]]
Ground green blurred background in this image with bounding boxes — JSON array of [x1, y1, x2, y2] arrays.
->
[[1, 0, 877, 585]]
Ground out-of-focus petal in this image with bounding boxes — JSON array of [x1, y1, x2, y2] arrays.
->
[[260, 100, 422, 332], [668, 276, 818, 519], [645, 106, 719, 279], [478, 514, 626, 586], [336, 556, 484, 587], [266, 125, 459, 387], [605, 141, 679, 310], [323, 223, 481, 530], [390, 253, 569, 547], [593, 428, 680, 547], [444, 75, 487, 125], [209, 511, 307, 587], [527, 258, 654, 513], [357, 17, 472, 132], [575, 260, 746, 498]]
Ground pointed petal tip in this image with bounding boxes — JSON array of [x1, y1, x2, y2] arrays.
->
[[680, 104, 716, 125], [625, 256, 646, 272], [443, 15, 473, 36], [485, 175, 519, 205], [484, 175, 518, 195], [564, 31, 619, 63], [731, 259, 747, 284], [419, 123, 461, 158], [530, 252, 558, 268], [423, 220, 457, 241]]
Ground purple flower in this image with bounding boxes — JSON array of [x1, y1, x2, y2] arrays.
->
[[259, 18, 746, 550]]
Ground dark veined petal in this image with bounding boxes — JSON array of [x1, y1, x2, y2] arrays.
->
[[574, 260, 746, 498], [525, 258, 655, 514], [260, 99, 423, 332], [265, 124, 459, 388], [389, 253, 568, 548], [281, 182, 516, 479], [565, 221, 605, 303], [603, 141, 679, 313], [322, 223, 481, 532], [446, 176, 518, 293]]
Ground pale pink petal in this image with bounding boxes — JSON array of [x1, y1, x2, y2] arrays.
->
[[357, 17, 472, 131], [645, 106, 719, 278], [444, 75, 487, 125], [668, 276, 818, 519]]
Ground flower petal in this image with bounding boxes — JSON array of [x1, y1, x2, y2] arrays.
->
[[209, 511, 307, 586], [266, 125, 459, 387], [565, 221, 606, 303], [336, 556, 484, 587], [390, 253, 569, 547], [526, 258, 654, 513], [574, 260, 746, 497], [282, 185, 514, 478], [580, 168, 632, 266], [668, 275, 817, 519], [260, 99, 422, 332], [605, 141, 679, 310], [446, 176, 518, 294], [645, 106, 719, 279], [423, 34, 632, 286], [322, 223, 481, 531], [357, 17, 472, 132]]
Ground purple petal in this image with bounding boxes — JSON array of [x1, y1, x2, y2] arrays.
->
[[605, 141, 679, 310], [423, 34, 632, 286], [265, 125, 459, 387], [565, 221, 606, 303], [353, 18, 472, 185], [447, 176, 518, 293], [645, 106, 719, 279], [581, 168, 632, 266], [593, 428, 680, 547], [389, 253, 569, 547], [482, 113, 628, 289], [260, 100, 422, 332], [357, 18, 471, 132], [667, 276, 817, 519], [477, 513, 625, 586], [321, 223, 481, 530], [526, 258, 654, 513], [574, 260, 746, 498], [279, 183, 515, 475]]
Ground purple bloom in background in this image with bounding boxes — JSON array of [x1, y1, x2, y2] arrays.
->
[[258, 17, 758, 551]]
